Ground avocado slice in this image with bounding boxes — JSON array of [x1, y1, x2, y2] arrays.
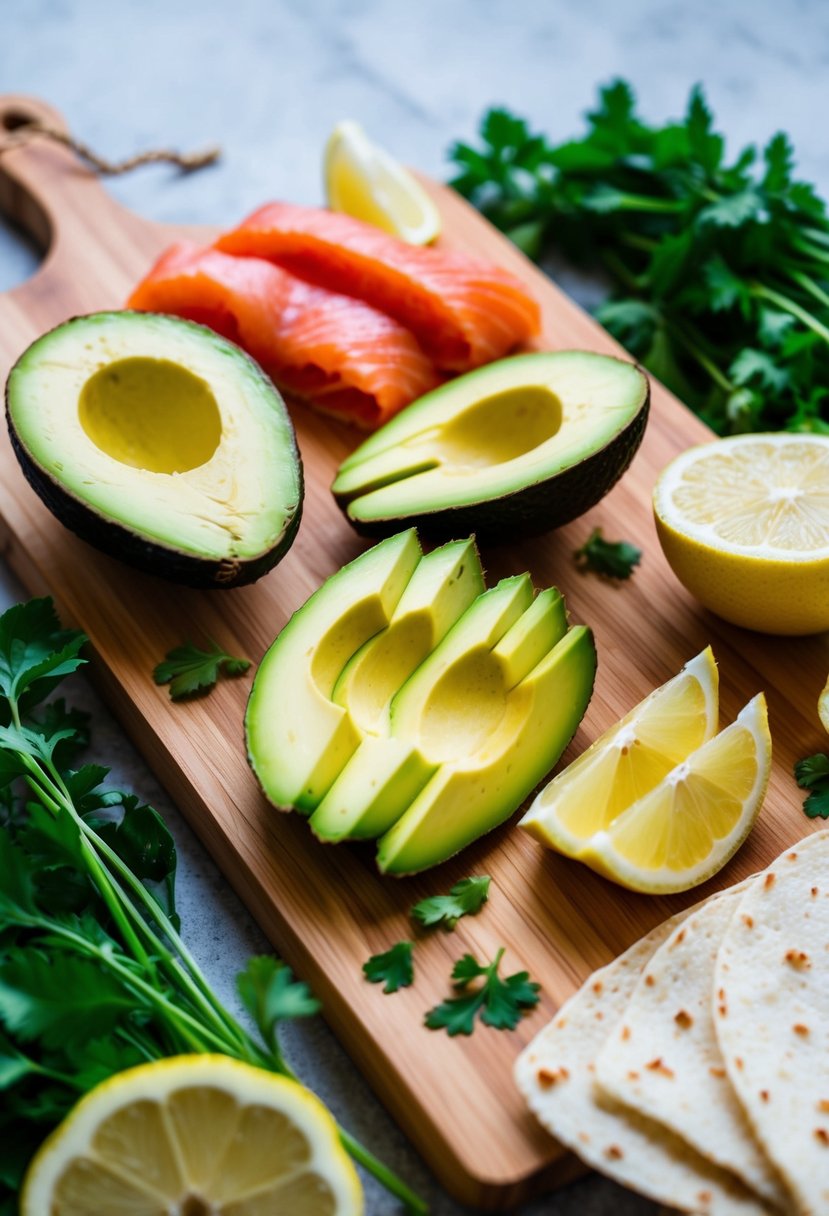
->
[[332, 351, 649, 542], [246, 529, 597, 873], [5, 311, 303, 588], [247, 528, 423, 811]]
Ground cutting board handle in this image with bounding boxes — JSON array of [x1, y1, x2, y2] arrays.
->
[[0, 94, 136, 284]]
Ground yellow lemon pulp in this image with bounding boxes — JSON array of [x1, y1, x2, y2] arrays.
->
[[21, 1056, 363, 1216], [520, 648, 719, 855], [324, 120, 441, 245], [584, 695, 770, 892], [653, 433, 829, 635], [820, 675, 829, 735]]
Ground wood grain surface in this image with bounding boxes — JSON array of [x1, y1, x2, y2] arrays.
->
[[1, 94, 827, 1211]]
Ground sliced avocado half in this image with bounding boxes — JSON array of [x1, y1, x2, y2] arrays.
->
[[246, 529, 597, 873], [332, 351, 649, 542], [5, 311, 303, 588]]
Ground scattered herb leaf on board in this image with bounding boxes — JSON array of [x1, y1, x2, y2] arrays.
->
[[363, 941, 415, 994], [450, 82, 829, 435], [153, 639, 251, 700], [574, 528, 642, 580], [425, 948, 540, 1036], [0, 598, 425, 1215], [794, 754, 829, 818], [411, 875, 491, 930]]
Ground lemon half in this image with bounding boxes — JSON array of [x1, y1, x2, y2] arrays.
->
[[22, 1055, 363, 1216], [324, 120, 441, 245], [653, 433, 829, 635]]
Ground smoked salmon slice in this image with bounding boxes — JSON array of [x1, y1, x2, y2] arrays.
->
[[215, 202, 540, 372], [128, 244, 441, 428]]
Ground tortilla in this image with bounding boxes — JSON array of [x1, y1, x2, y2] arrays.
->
[[514, 908, 773, 1214], [714, 830, 829, 1216], [595, 885, 787, 1210]]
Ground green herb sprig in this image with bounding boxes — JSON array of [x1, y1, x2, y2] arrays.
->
[[574, 528, 642, 580], [363, 942, 415, 994], [450, 83, 829, 435], [0, 598, 424, 1215], [154, 640, 250, 700], [425, 949, 540, 1036], [411, 875, 491, 930], [794, 753, 829, 818]]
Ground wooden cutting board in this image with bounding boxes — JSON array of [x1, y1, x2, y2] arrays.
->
[[1, 94, 826, 1211]]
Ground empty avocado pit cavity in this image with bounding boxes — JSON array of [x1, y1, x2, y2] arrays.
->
[[333, 351, 649, 542], [246, 528, 597, 873], [6, 311, 303, 588], [426, 383, 562, 470], [78, 357, 223, 474]]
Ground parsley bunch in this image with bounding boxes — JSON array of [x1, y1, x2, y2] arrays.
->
[[450, 82, 829, 434], [0, 599, 424, 1215]]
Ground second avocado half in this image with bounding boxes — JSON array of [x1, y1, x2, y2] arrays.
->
[[332, 351, 648, 542]]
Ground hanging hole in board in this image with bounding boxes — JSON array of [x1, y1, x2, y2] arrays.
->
[[0, 111, 37, 133]]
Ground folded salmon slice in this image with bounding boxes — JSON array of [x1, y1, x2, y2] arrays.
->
[[216, 201, 540, 372], [127, 244, 441, 428]]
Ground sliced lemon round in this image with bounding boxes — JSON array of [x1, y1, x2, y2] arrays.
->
[[653, 433, 829, 635], [820, 675, 829, 735], [581, 694, 770, 893], [324, 119, 441, 245], [520, 647, 719, 856], [21, 1055, 363, 1216]]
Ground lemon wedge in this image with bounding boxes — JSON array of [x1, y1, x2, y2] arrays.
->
[[653, 433, 829, 635], [21, 1055, 363, 1216], [324, 119, 441, 245], [523, 683, 770, 894], [521, 647, 719, 858]]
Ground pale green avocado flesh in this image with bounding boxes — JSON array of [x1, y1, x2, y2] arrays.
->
[[246, 529, 597, 873], [5, 311, 303, 588], [332, 351, 649, 542]]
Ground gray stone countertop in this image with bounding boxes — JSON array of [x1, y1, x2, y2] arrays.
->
[[2, 1, 828, 1211]]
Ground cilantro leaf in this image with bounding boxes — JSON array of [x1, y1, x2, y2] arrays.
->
[[153, 640, 251, 700], [411, 876, 491, 930], [730, 347, 791, 393], [237, 956, 320, 1052], [425, 948, 540, 1036], [685, 84, 724, 176], [363, 941, 414, 994], [795, 753, 829, 818], [0, 599, 87, 710], [0, 950, 134, 1049], [574, 528, 642, 580]]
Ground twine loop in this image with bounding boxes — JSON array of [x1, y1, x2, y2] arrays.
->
[[0, 118, 220, 176]]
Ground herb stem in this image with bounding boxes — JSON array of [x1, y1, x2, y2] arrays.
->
[[786, 270, 829, 311], [82, 823, 255, 1057], [339, 1130, 428, 1216], [668, 321, 736, 393], [604, 191, 685, 213], [753, 284, 829, 345], [599, 248, 641, 292]]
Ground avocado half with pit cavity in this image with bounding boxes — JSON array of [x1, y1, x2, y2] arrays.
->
[[332, 351, 649, 542], [246, 528, 596, 874], [5, 311, 303, 588]]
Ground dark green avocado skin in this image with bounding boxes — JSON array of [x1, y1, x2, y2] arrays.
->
[[7, 421, 304, 589], [340, 386, 649, 545]]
